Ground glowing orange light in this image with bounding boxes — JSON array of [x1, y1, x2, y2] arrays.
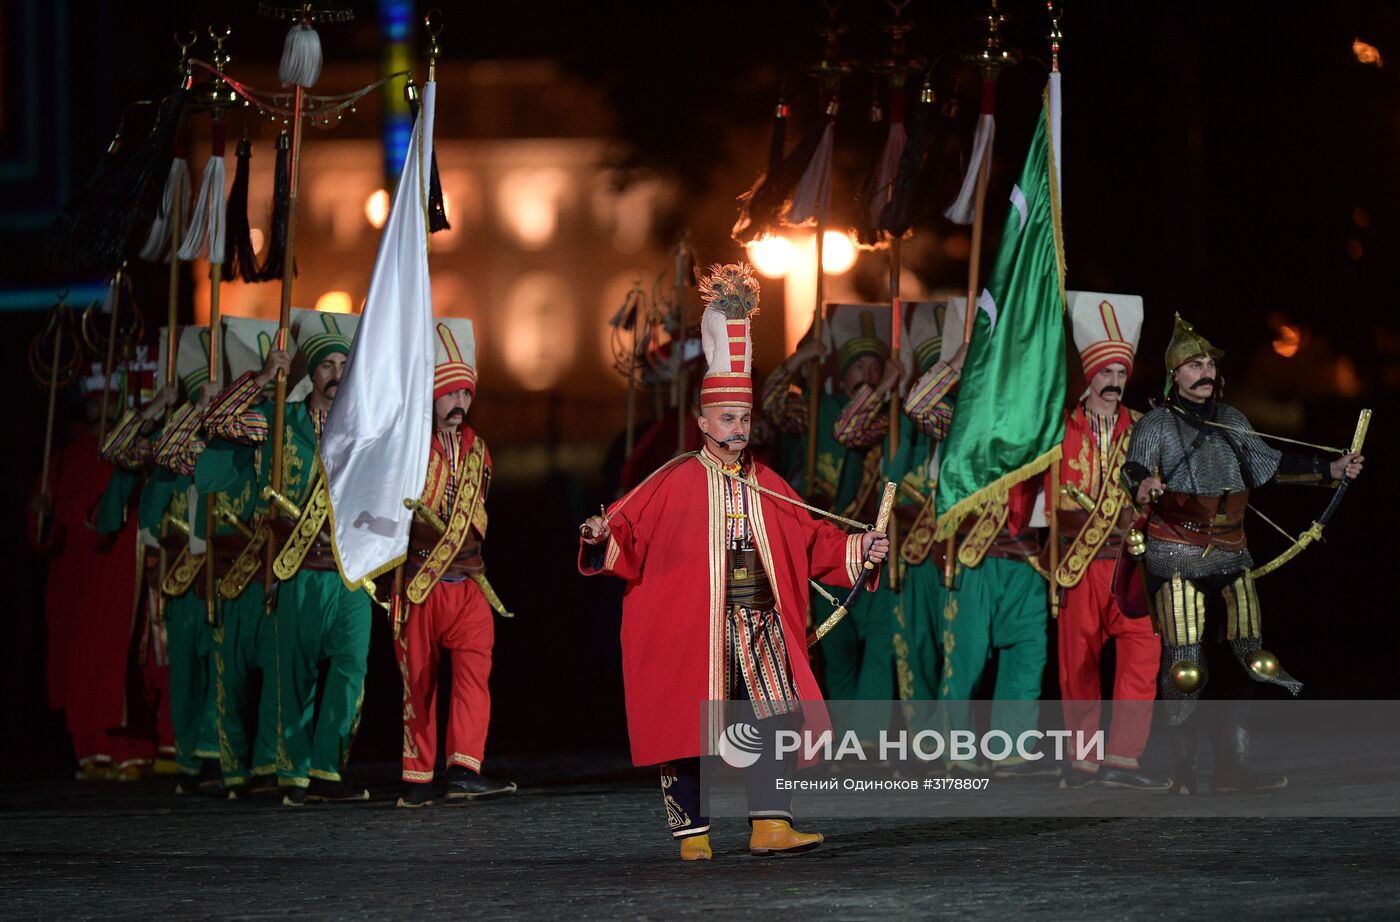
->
[[1353, 38, 1384, 67], [822, 231, 858, 274], [315, 291, 353, 314], [747, 235, 796, 277], [1272, 325, 1301, 358], [365, 189, 390, 229], [1335, 356, 1361, 397]]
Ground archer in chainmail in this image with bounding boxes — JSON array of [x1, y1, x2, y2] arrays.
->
[[1120, 313, 1363, 793]]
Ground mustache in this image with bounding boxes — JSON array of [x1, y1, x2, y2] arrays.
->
[[1189, 377, 1216, 389], [446, 408, 466, 421], [324, 380, 340, 391], [1098, 386, 1122, 397]]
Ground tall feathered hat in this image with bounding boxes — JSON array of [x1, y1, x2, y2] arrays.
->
[[433, 318, 477, 399], [1069, 291, 1143, 383], [1164, 312, 1223, 371], [698, 262, 761, 409]]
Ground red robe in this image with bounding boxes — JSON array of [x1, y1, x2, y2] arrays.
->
[[580, 449, 869, 766], [28, 425, 141, 739]]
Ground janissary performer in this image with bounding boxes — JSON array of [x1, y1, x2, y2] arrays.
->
[[580, 263, 888, 861]]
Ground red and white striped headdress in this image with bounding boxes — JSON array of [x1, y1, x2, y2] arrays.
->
[[1069, 291, 1143, 383], [434, 319, 478, 399], [698, 263, 761, 410]]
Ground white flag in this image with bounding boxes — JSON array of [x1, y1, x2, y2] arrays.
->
[[319, 81, 438, 586]]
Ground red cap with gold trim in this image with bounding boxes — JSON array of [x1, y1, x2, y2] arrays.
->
[[433, 318, 477, 399], [1068, 291, 1143, 383], [697, 263, 761, 409]]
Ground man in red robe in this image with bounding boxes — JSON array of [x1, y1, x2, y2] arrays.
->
[[28, 364, 165, 779], [580, 264, 888, 861]]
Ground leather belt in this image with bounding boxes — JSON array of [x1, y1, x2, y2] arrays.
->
[[1147, 490, 1249, 551]]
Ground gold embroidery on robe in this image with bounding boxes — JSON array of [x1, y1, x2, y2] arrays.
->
[[405, 439, 487, 605], [272, 477, 329, 580]]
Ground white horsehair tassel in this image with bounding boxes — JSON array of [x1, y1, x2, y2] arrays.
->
[[138, 158, 190, 262], [279, 22, 323, 89], [944, 112, 995, 225], [176, 155, 227, 263]]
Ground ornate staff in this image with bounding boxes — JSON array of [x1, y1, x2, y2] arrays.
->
[[179, 26, 243, 626], [30, 295, 84, 544], [808, 481, 897, 646], [81, 268, 144, 445], [867, 3, 924, 581], [954, 1, 1018, 345]]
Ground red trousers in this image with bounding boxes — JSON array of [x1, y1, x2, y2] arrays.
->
[[398, 578, 495, 782], [1058, 559, 1161, 769]]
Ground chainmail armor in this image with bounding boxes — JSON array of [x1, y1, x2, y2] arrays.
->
[[1126, 401, 1282, 579]]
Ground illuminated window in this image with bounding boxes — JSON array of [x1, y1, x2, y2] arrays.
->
[[496, 167, 572, 250], [499, 271, 577, 389]]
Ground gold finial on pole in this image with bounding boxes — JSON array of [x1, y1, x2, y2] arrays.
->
[[425, 9, 443, 82], [1047, 2, 1063, 73]]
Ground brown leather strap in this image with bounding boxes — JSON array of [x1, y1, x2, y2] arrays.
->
[[1148, 490, 1249, 550]]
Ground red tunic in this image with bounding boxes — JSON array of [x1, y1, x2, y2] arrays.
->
[[580, 449, 870, 766]]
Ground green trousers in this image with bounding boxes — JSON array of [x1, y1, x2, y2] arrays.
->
[[892, 560, 947, 737], [938, 557, 1048, 765], [166, 592, 220, 774], [817, 580, 898, 743], [213, 584, 278, 785], [273, 570, 371, 786]]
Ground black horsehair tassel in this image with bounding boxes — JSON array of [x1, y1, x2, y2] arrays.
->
[[258, 133, 294, 281], [406, 95, 450, 233], [47, 88, 188, 276], [732, 86, 789, 242], [224, 139, 261, 283], [738, 109, 826, 242], [880, 83, 934, 239]]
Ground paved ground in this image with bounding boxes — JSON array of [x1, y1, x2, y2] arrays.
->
[[1, 753, 1396, 920]]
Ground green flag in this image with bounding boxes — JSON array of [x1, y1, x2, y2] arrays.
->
[[934, 74, 1066, 539]]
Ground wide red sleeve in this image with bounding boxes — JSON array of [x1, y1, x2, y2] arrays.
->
[[578, 455, 689, 580]]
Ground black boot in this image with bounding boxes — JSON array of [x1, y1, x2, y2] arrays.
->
[[1213, 720, 1287, 793], [444, 765, 516, 801], [1096, 765, 1173, 792], [306, 776, 371, 803], [396, 782, 435, 809], [1170, 719, 1199, 795]]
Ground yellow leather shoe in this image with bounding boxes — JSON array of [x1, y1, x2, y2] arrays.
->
[[112, 761, 149, 782], [679, 834, 712, 861], [74, 761, 112, 782], [749, 819, 823, 857], [152, 757, 180, 777]]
